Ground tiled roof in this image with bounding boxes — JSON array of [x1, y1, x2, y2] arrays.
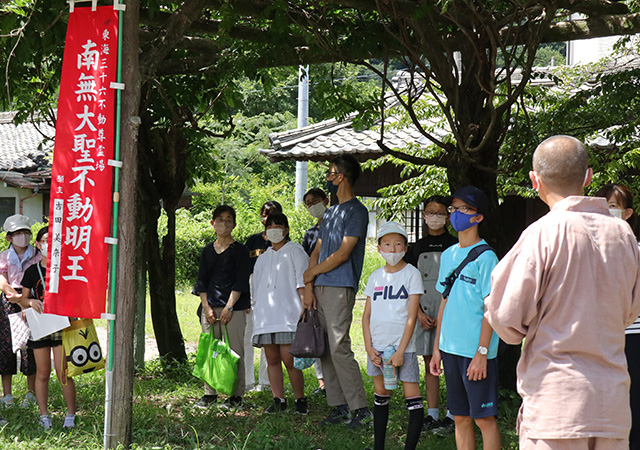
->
[[0, 169, 51, 190], [0, 111, 54, 172], [263, 115, 433, 162], [262, 70, 436, 162], [262, 59, 640, 163]]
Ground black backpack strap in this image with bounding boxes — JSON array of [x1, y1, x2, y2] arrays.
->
[[440, 244, 494, 299]]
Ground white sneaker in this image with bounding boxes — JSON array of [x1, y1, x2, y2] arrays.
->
[[0, 395, 13, 406], [21, 392, 36, 407], [40, 414, 52, 430], [63, 414, 75, 430]]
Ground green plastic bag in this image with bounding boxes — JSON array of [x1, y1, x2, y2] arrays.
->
[[193, 324, 239, 396]]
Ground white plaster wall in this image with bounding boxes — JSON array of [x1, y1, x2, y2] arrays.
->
[[367, 210, 377, 239], [0, 184, 45, 223], [568, 36, 619, 65]]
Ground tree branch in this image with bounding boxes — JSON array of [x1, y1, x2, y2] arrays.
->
[[377, 140, 449, 168], [539, 12, 640, 44], [139, 0, 209, 81]]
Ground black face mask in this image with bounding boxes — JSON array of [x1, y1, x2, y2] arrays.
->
[[326, 179, 339, 197]]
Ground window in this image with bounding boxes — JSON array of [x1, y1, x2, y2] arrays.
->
[[0, 198, 16, 226], [402, 208, 423, 244]]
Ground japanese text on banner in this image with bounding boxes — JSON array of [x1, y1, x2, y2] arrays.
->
[[46, 6, 119, 319]]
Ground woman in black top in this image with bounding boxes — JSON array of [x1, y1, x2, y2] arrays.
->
[[300, 188, 329, 394], [245, 200, 283, 270], [301, 188, 329, 257], [194, 205, 251, 408]]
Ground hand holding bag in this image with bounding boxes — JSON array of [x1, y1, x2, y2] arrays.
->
[[289, 308, 326, 358], [192, 323, 239, 396], [62, 318, 105, 377], [8, 312, 30, 353]]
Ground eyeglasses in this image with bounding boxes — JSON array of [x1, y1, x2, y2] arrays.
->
[[325, 170, 341, 179], [448, 205, 477, 214], [215, 219, 234, 224], [424, 212, 447, 218]]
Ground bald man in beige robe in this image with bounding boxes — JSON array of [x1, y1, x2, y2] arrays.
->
[[485, 135, 640, 450]]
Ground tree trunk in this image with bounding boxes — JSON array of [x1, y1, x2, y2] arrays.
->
[[446, 142, 501, 246], [107, 1, 140, 447], [133, 217, 147, 368], [145, 201, 187, 363], [135, 97, 190, 365]]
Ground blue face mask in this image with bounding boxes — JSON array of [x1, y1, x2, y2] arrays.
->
[[450, 210, 480, 232], [326, 180, 339, 197]]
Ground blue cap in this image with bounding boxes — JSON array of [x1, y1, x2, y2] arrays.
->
[[448, 186, 490, 215]]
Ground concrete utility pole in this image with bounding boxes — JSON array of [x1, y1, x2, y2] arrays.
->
[[294, 65, 309, 207]]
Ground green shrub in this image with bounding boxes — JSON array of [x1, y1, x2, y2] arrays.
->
[[359, 239, 385, 295], [174, 210, 217, 289]]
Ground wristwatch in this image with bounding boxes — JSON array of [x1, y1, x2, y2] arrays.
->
[[477, 346, 488, 356], [225, 304, 233, 311]]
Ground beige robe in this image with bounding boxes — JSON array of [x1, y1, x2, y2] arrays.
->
[[485, 196, 640, 440]]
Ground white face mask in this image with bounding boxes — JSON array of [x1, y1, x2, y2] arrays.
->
[[266, 228, 286, 244], [609, 208, 624, 219], [380, 250, 406, 267], [213, 222, 233, 236], [11, 234, 29, 248], [308, 202, 327, 219], [425, 215, 446, 230], [40, 243, 48, 254]]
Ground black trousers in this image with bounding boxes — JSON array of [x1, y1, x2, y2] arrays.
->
[[627, 333, 640, 450]]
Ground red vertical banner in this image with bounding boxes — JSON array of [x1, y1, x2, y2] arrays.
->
[[45, 6, 119, 319]]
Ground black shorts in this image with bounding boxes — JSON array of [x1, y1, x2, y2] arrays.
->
[[28, 337, 62, 350]]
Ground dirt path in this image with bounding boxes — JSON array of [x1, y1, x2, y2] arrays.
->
[[95, 326, 198, 361]]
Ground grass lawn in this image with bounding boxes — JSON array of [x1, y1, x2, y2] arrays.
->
[[0, 260, 521, 448]]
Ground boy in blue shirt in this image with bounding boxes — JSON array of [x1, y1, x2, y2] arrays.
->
[[429, 186, 501, 450]]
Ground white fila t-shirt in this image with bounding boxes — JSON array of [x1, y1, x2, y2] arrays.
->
[[363, 263, 424, 353]]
